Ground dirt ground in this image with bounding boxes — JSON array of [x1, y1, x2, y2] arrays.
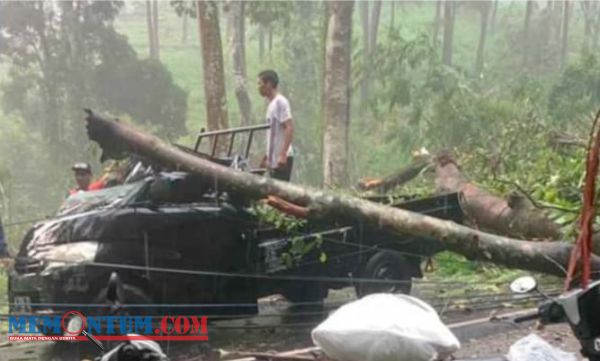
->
[[1, 285, 587, 361], [202, 323, 586, 361]]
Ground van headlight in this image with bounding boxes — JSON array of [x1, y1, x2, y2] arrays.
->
[[38, 241, 99, 274]]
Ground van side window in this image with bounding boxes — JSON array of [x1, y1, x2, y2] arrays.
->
[[148, 175, 207, 204]]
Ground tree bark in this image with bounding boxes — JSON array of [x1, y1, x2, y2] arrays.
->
[[490, 0, 498, 33], [433, 0, 443, 46], [197, 0, 229, 132], [84, 110, 599, 278], [357, 157, 430, 193], [581, 1, 596, 52], [442, 0, 455, 66], [433, 153, 563, 240], [323, 1, 354, 188], [523, 0, 533, 67], [227, 0, 253, 126], [258, 24, 265, 61], [268, 26, 273, 54], [475, 2, 490, 76], [560, 0, 571, 68], [390, 0, 395, 30], [358, 152, 564, 240], [369, 0, 382, 55], [555, 1, 563, 44], [146, 0, 157, 59], [593, 6, 600, 51], [152, 0, 160, 60], [359, 1, 369, 106]]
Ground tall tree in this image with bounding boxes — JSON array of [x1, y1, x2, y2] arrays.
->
[[523, 0, 534, 67], [146, 0, 158, 58], [369, 0, 382, 54], [475, 1, 491, 76], [442, 0, 456, 66], [170, 0, 195, 45], [560, 0, 571, 68], [594, 8, 600, 51], [358, 0, 381, 107], [581, 1, 600, 52], [359, 1, 369, 106], [227, 0, 253, 125], [554, 0, 563, 43], [323, 0, 354, 188], [197, 0, 229, 131], [259, 25, 265, 61], [152, 0, 160, 59], [0, 1, 187, 207], [390, 0, 395, 30], [433, 0, 443, 46], [245, 2, 293, 63], [490, 0, 499, 33]]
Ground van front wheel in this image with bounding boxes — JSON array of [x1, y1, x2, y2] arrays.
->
[[355, 250, 415, 297]]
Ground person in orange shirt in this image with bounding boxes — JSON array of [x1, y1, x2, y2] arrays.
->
[[68, 163, 107, 196]]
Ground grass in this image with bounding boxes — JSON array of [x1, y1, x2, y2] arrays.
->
[[427, 251, 562, 298]]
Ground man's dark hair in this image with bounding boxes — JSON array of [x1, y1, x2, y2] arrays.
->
[[258, 70, 279, 87]]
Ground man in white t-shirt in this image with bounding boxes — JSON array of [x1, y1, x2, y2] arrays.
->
[[258, 70, 294, 181]]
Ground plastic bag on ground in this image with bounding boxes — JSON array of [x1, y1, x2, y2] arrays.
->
[[506, 334, 577, 361], [311, 293, 460, 361]]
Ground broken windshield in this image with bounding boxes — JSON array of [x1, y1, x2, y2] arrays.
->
[[57, 181, 146, 216]]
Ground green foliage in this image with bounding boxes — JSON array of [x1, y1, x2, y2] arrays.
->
[[92, 58, 187, 139], [170, 0, 196, 18], [249, 203, 306, 233], [278, 1, 325, 185], [367, 30, 435, 112], [433, 251, 479, 277], [0, 1, 187, 142], [249, 203, 327, 268], [245, 2, 293, 27], [0, 0, 187, 219], [281, 233, 325, 269], [548, 55, 600, 122]]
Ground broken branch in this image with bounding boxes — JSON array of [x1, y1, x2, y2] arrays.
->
[[84, 111, 599, 278]]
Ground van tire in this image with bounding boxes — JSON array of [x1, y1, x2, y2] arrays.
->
[[355, 250, 414, 297]]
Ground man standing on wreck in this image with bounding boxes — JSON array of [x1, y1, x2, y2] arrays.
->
[[258, 70, 295, 181]]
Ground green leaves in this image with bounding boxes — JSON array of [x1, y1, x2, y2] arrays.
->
[[245, 2, 294, 27], [250, 203, 328, 267], [250, 203, 306, 233], [548, 55, 600, 123], [0, 0, 188, 149]]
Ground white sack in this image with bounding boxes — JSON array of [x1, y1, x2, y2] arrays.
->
[[311, 293, 460, 361]]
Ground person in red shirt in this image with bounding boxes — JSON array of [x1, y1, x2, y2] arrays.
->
[[69, 163, 107, 196]]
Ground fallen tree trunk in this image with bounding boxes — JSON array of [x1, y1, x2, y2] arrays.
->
[[84, 111, 594, 278], [357, 156, 431, 192], [358, 151, 563, 240], [433, 152, 563, 240]]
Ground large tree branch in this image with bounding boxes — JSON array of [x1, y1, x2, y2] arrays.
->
[[433, 152, 563, 240], [85, 111, 596, 278], [357, 156, 431, 192]]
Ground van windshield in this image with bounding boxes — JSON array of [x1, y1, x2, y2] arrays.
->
[[57, 181, 146, 216]]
